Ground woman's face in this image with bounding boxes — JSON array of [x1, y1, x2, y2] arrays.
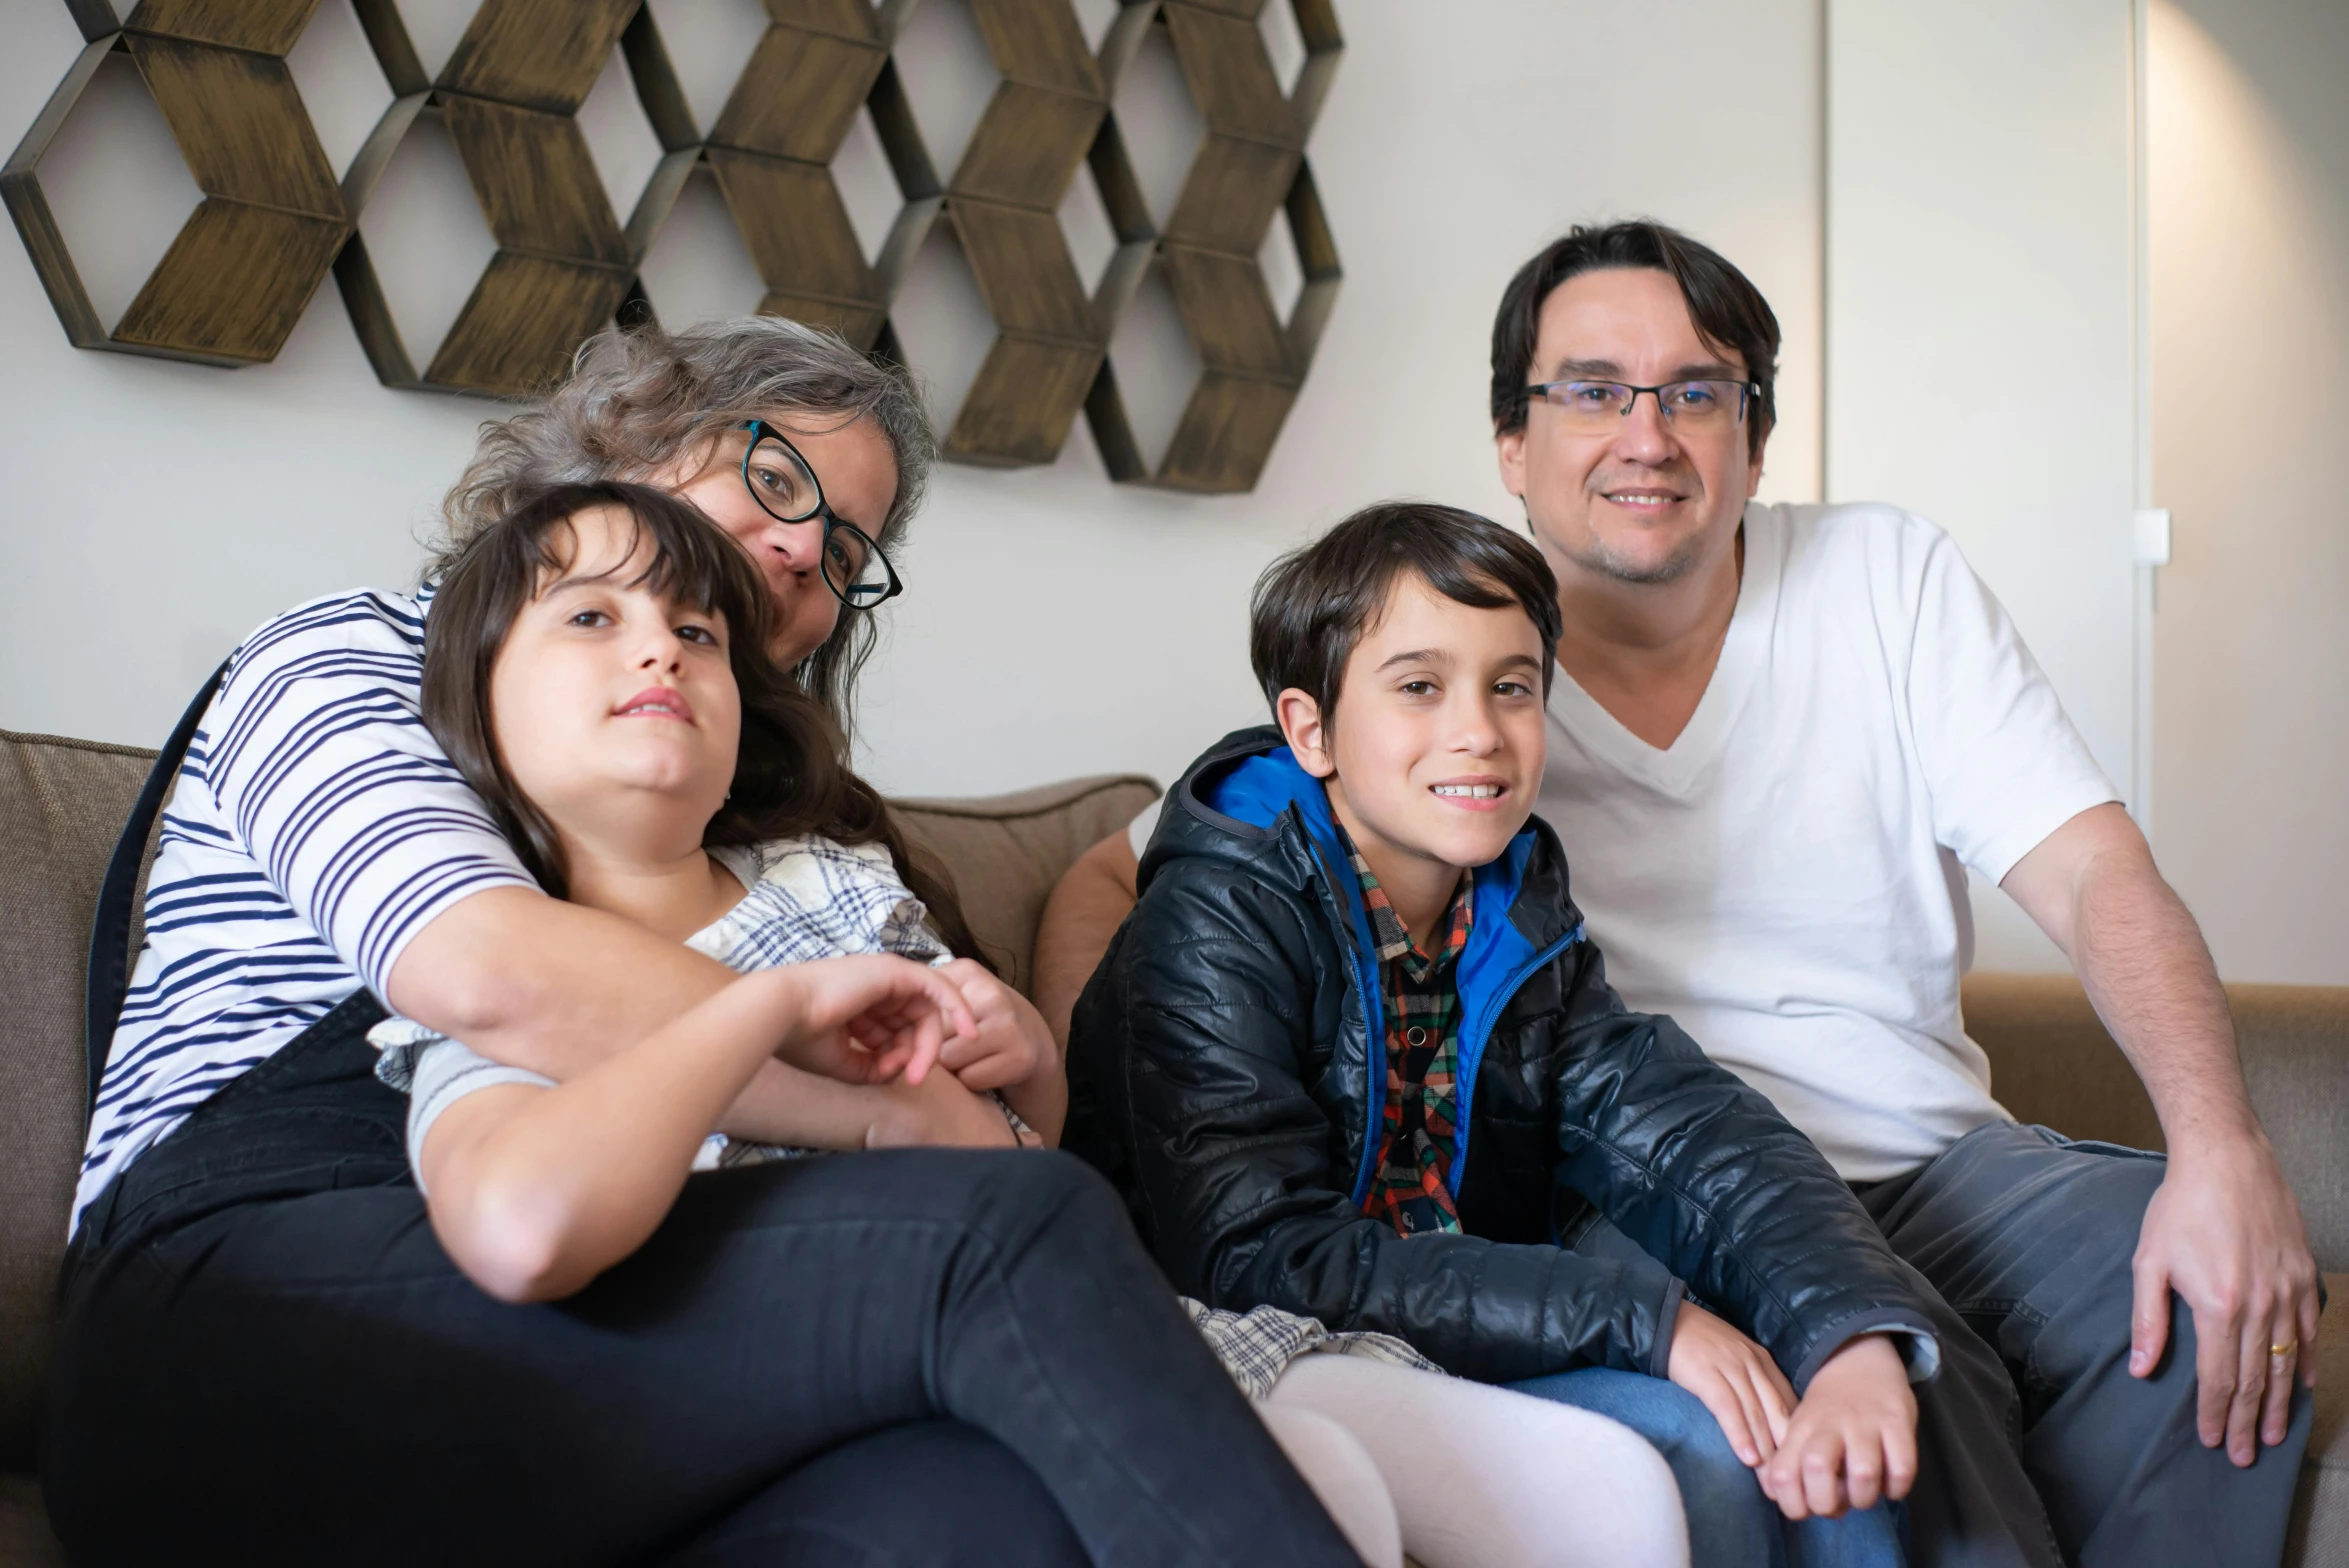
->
[[489, 504, 742, 861], [655, 413, 899, 670]]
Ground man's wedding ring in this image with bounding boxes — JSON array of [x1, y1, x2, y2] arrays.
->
[[2271, 1340, 2299, 1362]]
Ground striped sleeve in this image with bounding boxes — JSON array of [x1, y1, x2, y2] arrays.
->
[[205, 591, 538, 995]]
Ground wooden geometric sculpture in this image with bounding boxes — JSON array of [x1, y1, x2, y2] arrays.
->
[[2, 0, 352, 365], [4, 0, 1343, 493]]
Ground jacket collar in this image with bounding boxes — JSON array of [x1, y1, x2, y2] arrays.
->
[[1160, 726, 1585, 1206], [1165, 727, 1579, 977]]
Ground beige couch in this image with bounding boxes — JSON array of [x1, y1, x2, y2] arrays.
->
[[2, 728, 2341, 1563]]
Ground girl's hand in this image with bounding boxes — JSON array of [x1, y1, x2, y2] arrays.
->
[[1666, 1299, 1796, 1470], [770, 955, 976, 1088], [1761, 1333, 1918, 1520], [863, 1065, 1031, 1149], [934, 958, 1056, 1091]]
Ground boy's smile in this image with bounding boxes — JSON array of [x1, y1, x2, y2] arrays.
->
[[1276, 572, 1549, 943]]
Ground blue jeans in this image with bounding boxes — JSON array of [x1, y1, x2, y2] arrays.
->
[[1512, 1367, 1906, 1568]]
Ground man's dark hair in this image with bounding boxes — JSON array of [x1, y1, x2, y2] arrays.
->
[[1489, 219, 1780, 460], [1250, 502, 1563, 727]]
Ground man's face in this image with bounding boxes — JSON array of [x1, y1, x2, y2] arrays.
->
[[1496, 266, 1766, 586], [1280, 573, 1549, 883]]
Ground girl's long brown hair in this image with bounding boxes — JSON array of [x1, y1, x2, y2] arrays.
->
[[419, 479, 986, 965]]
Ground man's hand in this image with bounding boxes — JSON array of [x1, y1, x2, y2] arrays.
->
[[2002, 803, 2320, 1466], [770, 955, 976, 1088], [1762, 1334, 1918, 1521], [935, 958, 1057, 1091], [2133, 1136, 2322, 1466], [1666, 1299, 1794, 1469]]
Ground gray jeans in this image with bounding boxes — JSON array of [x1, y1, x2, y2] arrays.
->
[[1859, 1119, 2310, 1568], [1579, 1118, 2310, 1567]]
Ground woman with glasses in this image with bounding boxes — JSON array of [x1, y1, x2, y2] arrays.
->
[[43, 319, 1359, 1568]]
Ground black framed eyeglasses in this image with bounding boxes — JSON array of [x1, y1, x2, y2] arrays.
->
[[739, 420, 903, 609], [1524, 378, 1760, 437]]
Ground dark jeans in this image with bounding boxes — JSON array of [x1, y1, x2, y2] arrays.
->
[[1579, 1118, 2311, 1567], [42, 994, 1356, 1568], [1859, 1120, 2311, 1568]]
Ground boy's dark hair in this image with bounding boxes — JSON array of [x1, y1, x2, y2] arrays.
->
[[1250, 502, 1562, 727], [1488, 219, 1780, 460], [421, 479, 985, 963]]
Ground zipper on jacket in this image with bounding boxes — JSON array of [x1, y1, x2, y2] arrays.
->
[[1446, 923, 1584, 1196]]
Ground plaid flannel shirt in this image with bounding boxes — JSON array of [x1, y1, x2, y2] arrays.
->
[[1181, 1300, 1439, 1400], [1346, 830, 1475, 1238]]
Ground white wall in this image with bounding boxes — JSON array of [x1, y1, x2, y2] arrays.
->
[[1824, 0, 2139, 972], [2146, 0, 2349, 984], [0, 0, 1826, 802]]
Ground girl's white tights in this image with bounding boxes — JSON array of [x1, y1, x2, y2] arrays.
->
[[1257, 1355, 1692, 1568]]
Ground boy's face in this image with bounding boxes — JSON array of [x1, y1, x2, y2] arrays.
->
[[1279, 573, 1549, 884]]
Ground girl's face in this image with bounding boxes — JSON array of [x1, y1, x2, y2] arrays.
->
[[656, 413, 899, 670], [489, 504, 742, 860]]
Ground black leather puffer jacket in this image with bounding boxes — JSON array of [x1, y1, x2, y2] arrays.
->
[[1067, 728, 1938, 1389]]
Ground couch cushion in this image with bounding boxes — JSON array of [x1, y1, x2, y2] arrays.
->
[[2232, 988, 2349, 1278], [1961, 973, 2166, 1151], [0, 733, 155, 1469], [893, 775, 1158, 999], [2289, 1279, 2349, 1568]]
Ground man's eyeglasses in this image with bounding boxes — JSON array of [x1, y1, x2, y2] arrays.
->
[[1524, 378, 1759, 438], [739, 421, 903, 610]]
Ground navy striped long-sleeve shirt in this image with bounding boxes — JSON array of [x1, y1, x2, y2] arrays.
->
[[74, 585, 535, 1236]]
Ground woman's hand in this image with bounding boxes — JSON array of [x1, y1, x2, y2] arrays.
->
[[1761, 1333, 1918, 1520], [934, 958, 1056, 1091], [770, 955, 976, 1088], [1666, 1299, 1795, 1469]]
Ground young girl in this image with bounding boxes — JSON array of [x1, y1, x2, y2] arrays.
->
[[390, 480, 1689, 1568], [369, 479, 1060, 1296]]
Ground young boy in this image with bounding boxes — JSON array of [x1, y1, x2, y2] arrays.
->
[[1067, 503, 1950, 1563]]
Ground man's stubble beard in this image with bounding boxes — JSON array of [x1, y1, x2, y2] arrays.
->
[[1539, 509, 1714, 587]]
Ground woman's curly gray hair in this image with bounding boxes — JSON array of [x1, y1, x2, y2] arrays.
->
[[437, 316, 935, 731]]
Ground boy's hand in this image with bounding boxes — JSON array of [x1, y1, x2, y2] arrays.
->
[[934, 958, 1056, 1091], [770, 956, 975, 1087], [1761, 1333, 1918, 1520], [1667, 1299, 1795, 1467]]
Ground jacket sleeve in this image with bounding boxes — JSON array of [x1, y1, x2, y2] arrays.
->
[[1088, 859, 1687, 1385], [1544, 939, 1942, 1388]]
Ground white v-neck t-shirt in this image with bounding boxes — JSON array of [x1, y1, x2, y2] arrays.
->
[[1535, 501, 2118, 1180]]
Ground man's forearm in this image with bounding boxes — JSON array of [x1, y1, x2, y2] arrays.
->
[[2071, 858, 2256, 1147], [2002, 804, 2252, 1147]]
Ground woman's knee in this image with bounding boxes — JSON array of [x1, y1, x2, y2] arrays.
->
[[959, 1149, 1132, 1247]]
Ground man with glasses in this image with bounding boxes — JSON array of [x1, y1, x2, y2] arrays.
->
[[1041, 221, 2316, 1563]]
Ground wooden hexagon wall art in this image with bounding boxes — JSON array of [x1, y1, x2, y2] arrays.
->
[[5, 0, 1343, 493]]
